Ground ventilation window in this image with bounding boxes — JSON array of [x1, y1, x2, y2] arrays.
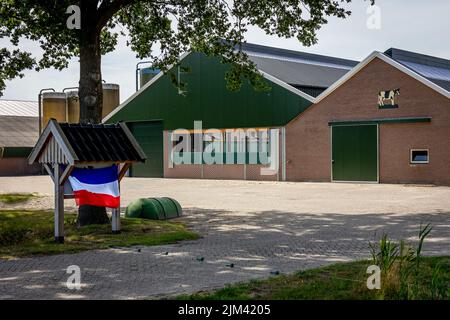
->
[[410, 149, 429, 164]]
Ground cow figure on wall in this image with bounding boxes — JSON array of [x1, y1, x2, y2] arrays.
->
[[378, 88, 400, 108]]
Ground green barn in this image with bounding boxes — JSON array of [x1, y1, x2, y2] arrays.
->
[[104, 43, 357, 180]]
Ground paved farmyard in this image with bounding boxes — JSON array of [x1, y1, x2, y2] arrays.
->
[[0, 177, 449, 299]]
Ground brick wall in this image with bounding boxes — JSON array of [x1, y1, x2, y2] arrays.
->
[[0, 158, 42, 176]]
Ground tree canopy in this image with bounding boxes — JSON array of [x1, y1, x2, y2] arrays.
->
[[0, 0, 372, 96]]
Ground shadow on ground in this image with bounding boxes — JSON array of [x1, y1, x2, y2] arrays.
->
[[0, 208, 449, 299]]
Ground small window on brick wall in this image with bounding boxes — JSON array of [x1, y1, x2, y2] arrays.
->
[[410, 149, 429, 164]]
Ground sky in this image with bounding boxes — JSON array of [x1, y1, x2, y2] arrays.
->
[[1, 0, 450, 103]]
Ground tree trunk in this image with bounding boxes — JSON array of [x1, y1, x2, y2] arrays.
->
[[77, 0, 109, 226], [77, 205, 110, 226], [79, 2, 103, 123]]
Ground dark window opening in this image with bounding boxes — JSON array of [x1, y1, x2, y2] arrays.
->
[[410, 149, 429, 164]]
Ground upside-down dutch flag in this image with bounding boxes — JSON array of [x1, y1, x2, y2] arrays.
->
[[68, 165, 120, 208]]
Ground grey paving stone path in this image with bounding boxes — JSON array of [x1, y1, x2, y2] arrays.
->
[[0, 178, 449, 299], [1, 208, 449, 299]]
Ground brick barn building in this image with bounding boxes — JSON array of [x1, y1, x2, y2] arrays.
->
[[286, 48, 450, 185]]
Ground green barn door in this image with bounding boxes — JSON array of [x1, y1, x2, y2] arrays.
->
[[128, 121, 164, 177], [332, 125, 378, 182]]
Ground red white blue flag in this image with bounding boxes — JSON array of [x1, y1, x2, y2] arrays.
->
[[68, 165, 120, 208]]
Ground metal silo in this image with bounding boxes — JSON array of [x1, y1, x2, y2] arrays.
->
[[140, 68, 160, 88], [41, 92, 66, 129], [65, 90, 80, 123], [102, 83, 120, 119]]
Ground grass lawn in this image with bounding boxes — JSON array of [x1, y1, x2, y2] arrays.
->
[[179, 257, 450, 300], [0, 193, 39, 204], [0, 210, 198, 259]]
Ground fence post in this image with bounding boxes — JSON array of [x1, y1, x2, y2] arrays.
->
[[54, 164, 65, 243]]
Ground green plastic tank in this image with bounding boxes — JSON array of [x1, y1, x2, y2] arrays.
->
[[125, 197, 182, 220], [125, 198, 145, 218]]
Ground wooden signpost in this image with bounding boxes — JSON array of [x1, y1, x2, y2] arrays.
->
[[28, 119, 146, 243]]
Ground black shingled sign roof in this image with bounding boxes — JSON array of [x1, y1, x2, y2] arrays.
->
[[59, 123, 145, 163]]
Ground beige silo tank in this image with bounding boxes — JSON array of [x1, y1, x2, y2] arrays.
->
[[102, 83, 120, 119], [66, 90, 80, 123], [42, 92, 67, 128]]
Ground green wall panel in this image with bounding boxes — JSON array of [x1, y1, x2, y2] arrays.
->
[[1, 147, 33, 158], [107, 52, 312, 130], [128, 121, 164, 177]]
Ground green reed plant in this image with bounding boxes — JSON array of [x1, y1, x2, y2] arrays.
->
[[368, 223, 448, 300]]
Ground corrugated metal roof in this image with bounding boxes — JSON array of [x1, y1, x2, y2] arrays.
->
[[242, 43, 358, 89], [248, 55, 353, 88], [426, 78, 450, 92], [385, 48, 450, 93], [241, 42, 359, 88], [242, 43, 358, 68], [0, 100, 39, 117], [0, 116, 39, 147], [398, 60, 450, 82]]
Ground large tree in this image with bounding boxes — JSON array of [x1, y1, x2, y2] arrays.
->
[[0, 0, 370, 225]]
